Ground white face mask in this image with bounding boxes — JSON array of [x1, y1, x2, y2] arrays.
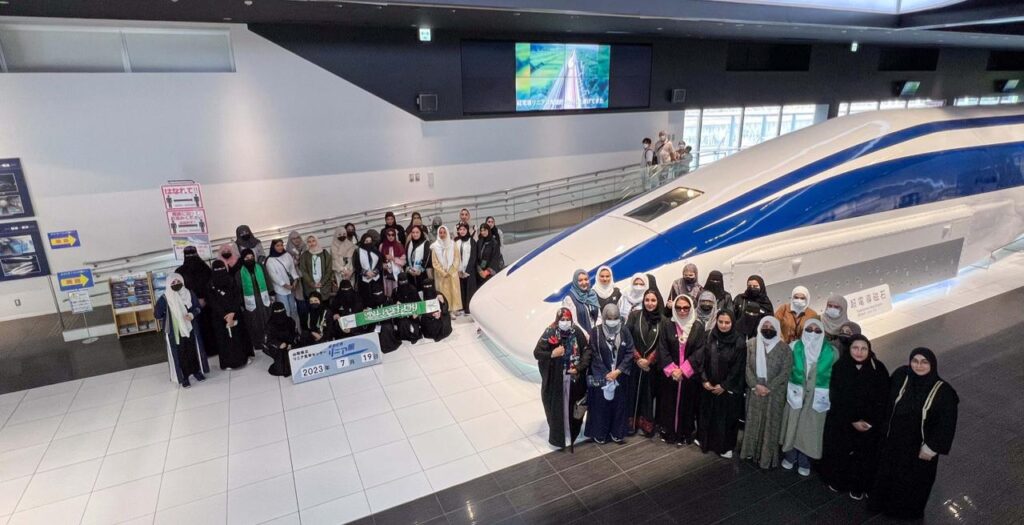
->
[[825, 306, 842, 319], [604, 318, 621, 331], [791, 299, 807, 310], [558, 320, 572, 332], [632, 285, 645, 293], [802, 331, 824, 346]]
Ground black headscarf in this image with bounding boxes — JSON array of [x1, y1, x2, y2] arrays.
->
[[642, 289, 664, 325], [359, 232, 380, 255], [394, 273, 420, 303], [345, 222, 358, 241], [894, 347, 942, 417], [740, 274, 772, 308], [175, 246, 211, 296], [268, 238, 287, 258], [833, 334, 881, 372], [239, 247, 257, 270], [485, 216, 500, 244], [709, 309, 740, 348], [703, 270, 727, 301], [266, 301, 295, 340], [421, 278, 438, 300], [209, 259, 233, 290], [235, 225, 260, 251], [330, 279, 363, 315]]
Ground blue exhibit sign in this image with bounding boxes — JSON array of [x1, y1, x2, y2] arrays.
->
[[47, 230, 81, 249], [57, 269, 94, 292], [0, 158, 35, 220], [0, 221, 50, 282], [288, 332, 382, 384]]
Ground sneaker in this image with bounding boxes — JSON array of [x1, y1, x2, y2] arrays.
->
[[181, 379, 192, 389], [797, 467, 811, 477], [593, 438, 606, 444], [849, 492, 864, 501], [720, 450, 734, 459], [611, 436, 624, 444], [194, 373, 206, 383], [692, 438, 700, 447], [827, 484, 839, 493], [781, 459, 794, 470]]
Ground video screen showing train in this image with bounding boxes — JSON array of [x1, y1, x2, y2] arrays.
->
[[515, 43, 611, 112]]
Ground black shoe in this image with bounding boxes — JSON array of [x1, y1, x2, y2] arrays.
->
[[194, 373, 206, 382], [611, 436, 624, 444], [593, 438, 606, 444], [849, 492, 865, 501], [181, 379, 192, 389], [828, 484, 839, 493]]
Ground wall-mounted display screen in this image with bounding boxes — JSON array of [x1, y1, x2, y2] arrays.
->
[[515, 43, 611, 112]]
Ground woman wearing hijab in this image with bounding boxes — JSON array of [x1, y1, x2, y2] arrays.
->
[[353, 232, 387, 309], [383, 212, 407, 245], [821, 294, 850, 347], [775, 286, 819, 344], [475, 223, 503, 288], [154, 273, 209, 388], [331, 226, 357, 289], [562, 269, 600, 335], [832, 321, 862, 356], [430, 225, 463, 313], [428, 216, 443, 242], [454, 223, 477, 314], [236, 248, 271, 358], [668, 263, 702, 303], [286, 231, 308, 315], [617, 274, 648, 316], [697, 310, 747, 457], [869, 348, 958, 519], [740, 316, 792, 469], [405, 225, 432, 290], [733, 275, 773, 340], [592, 266, 622, 311], [585, 304, 635, 444], [330, 280, 366, 338], [780, 318, 838, 476], [206, 260, 250, 370], [299, 234, 335, 300], [175, 246, 216, 357], [820, 335, 889, 500], [694, 290, 719, 332], [217, 242, 240, 273], [625, 289, 662, 437], [380, 227, 407, 298], [266, 239, 301, 323], [406, 212, 424, 235], [419, 280, 453, 342], [301, 291, 336, 345], [264, 301, 297, 377], [534, 307, 592, 450], [656, 294, 706, 446], [235, 225, 264, 260], [393, 273, 423, 344], [702, 270, 733, 313]]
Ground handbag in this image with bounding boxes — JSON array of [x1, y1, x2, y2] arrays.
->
[[573, 397, 588, 420]]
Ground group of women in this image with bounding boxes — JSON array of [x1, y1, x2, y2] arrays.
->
[[535, 265, 959, 520], [155, 211, 505, 382]]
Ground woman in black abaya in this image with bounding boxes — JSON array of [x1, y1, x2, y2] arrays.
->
[[870, 348, 958, 519], [330, 279, 366, 338], [175, 246, 217, 356], [733, 275, 773, 340], [264, 301, 298, 377], [697, 310, 747, 457], [393, 272, 423, 344], [419, 280, 453, 342], [534, 307, 592, 450], [206, 260, 250, 370], [656, 294, 706, 446], [625, 289, 663, 437]]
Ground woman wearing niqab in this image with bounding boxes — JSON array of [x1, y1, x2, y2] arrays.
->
[[740, 316, 792, 469], [155, 273, 210, 387], [206, 260, 251, 370]]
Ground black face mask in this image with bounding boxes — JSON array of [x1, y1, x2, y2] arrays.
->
[[309, 302, 321, 309], [399, 280, 409, 286], [760, 328, 777, 339], [338, 236, 345, 241], [242, 233, 253, 241], [838, 334, 853, 347], [347, 231, 356, 238], [171, 283, 184, 292], [683, 276, 696, 285], [221, 252, 232, 259], [746, 286, 761, 297], [243, 259, 255, 269], [699, 304, 713, 313]]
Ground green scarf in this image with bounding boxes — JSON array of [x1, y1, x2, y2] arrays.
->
[[790, 340, 835, 389], [240, 264, 270, 310]]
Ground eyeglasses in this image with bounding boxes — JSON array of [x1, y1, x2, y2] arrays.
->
[[675, 306, 691, 312], [804, 327, 823, 334]]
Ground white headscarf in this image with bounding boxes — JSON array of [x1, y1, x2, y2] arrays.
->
[[164, 272, 193, 343], [620, 273, 648, 313], [790, 285, 810, 314], [593, 265, 616, 300], [801, 318, 826, 366], [755, 316, 782, 380], [431, 226, 455, 269], [671, 294, 696, 342]]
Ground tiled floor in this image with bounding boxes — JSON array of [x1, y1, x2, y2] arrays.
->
[[0, 250, 1021, 524]]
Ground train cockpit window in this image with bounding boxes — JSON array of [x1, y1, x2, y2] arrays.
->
[[625, 187, 704, 222]]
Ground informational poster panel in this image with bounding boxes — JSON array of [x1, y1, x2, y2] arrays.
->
[[68, 291, 94, 314], [161, 181, 210, 262], [0, 158, 34, 220], [0, 221, 49, 282], [47, 230, 81, 249], [57, 269, 94, 292], [289, 332, 382, 384], [844, 283, 893, 321]]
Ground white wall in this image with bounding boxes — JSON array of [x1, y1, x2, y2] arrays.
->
[[0, 19, 678, 320]]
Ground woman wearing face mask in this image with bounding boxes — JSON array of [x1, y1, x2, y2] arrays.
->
[[668, 263, 702, 303], [380, 227, 407, 298], [821, 295, 850, 348], [330, 280, 366, 337], [353, 232, 387, 309], [207, 260, 251, 370], [475, 223, 503, 288], [236, 248, 271, 359], [832, 321, 862, 355], [694, 290, 719, 331], [286, 231, 308, 316], [430, 226, 463, 314], [266, 239, 301, 324], [697, 310, 747, 457], [217, 242, 240, 273], [702, 270, 733, 313], [535, 308, 593, 450], [625, 289, 662, 437], [780, 318, 837, 476], [592, 266, 622, 311], [454, 223, 477, 314], [155, 274, 209, 388], [235, 224, 265, 260], [775, 286, 818, 344], [869, 348, 958, 519], [301, 291, 336, 345], [383, 212, 407, 245], [405, 225, 432, 290], [733, 275, 773, 340], [299, 235, 335, 300], [264, 301, 297, 377], [820, 335, 889, 500], [418, 280, 453, 342], [393, 272, 423, 344], [331, 226, 357, 290], [740, 316, 791, 469], [344, 223, 359, 243], [656, 294, 706, 446], [175, 246, 216, 357], [562, 269, 600, 335], [584, 304, 635, 444], [617, 274, 648, 315]]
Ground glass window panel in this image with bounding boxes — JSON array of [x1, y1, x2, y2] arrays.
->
[[780, 104, 818, 135], [979, 96, 1001, 106], [954, 97, 979, 106], [879, 99, 907, 110], [625, 187, 703, 222], [698, 107, 742, 165], [1000, 95, 1020, 104], [837, 103, 849, 117], [682, 109, 701, 152], [848, 101, 880, 114], [740, 106, 781, 149], [907, 98, 945, 108]]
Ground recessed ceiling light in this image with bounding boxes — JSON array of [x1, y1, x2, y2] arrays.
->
[[223, 17, 232, 21], [657, 27, 663, 31], [450, 9, 455, 12], [513, 12, 521, 16], [244, 0, 253, 5]]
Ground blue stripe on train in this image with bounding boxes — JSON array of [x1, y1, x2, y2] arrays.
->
[[540, 135, 1024, 302]]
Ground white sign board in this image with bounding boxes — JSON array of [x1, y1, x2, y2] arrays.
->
[[288, 332, 382, 384], [844, 283, 893, 322], [68, 290, 93, 314], [161, 183, 204, 210]]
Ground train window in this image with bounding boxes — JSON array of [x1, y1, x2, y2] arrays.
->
[[625, 187, 703, 221]]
